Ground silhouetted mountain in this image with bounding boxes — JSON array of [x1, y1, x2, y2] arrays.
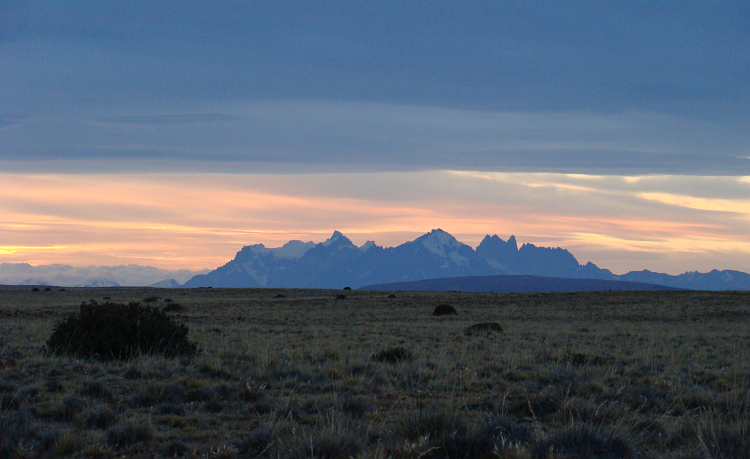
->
[[182, 230, 750, 291], [151, 279, 181, 288], [621, 269, 750, 291], [360, 275, 680, 293], [0, 263, 207, 287]]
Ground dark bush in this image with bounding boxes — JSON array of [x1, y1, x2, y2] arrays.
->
[[162, 302, 185, 312], [464, 322, 503, 336], [45, 301, 198, 360], [343, 286, 352, 290], [143, 296, 160, 303], [432, 304, 458, 316], [387, 294, 397, 298], [335, 293, 347, 300], [372, 346, 413, 364]]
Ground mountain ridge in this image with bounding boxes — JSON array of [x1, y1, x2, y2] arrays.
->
[[360, 275, 682, 293], [182, 230, 750, 291]]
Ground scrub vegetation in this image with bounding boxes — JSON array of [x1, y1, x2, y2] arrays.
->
[[1, 287, 749, 457]]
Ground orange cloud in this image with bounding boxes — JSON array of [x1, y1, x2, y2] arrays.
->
[[1, 172, 749, 274]]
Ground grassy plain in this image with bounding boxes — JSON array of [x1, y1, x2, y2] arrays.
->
[[1, 288, 749, 458]]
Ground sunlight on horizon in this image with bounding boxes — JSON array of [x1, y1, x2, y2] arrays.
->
[[1, 172, 749, 275]]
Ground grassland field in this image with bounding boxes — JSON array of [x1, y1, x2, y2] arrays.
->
[[1, 288, 749, 458]]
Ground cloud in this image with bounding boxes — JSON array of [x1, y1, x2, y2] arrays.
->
[[1, 172, 749, 275], [1, 101, 747, 175], [94, 114, 244, 127]]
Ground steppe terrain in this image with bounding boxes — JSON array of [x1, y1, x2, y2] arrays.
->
[[1, 288, 748, 458]]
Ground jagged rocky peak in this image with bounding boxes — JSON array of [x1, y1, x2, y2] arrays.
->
[[359, 240, 378, 252], [322, 230, 356, 249], [235, 240, 316, 261], [476, 234, 519, 255], [416, 229, 463, 255]]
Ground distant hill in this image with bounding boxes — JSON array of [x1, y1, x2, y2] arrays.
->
[[182, 229, 750, 291], [151, 279, 181, 288], [360, 275, 680, 293]]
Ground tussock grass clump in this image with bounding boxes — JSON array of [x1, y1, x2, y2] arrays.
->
[[106, 421, 154, 446], [432, 303, 457, 316], [45, 301, 198, 360], [464, 322, 503, 335], [531, 423, 635, 458], [371, 346, 413, 363]]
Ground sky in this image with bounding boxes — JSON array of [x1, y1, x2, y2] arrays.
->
[[1, 1, 749, 276]]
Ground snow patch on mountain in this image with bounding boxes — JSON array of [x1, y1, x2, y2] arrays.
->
[[419, 229, 461, 256]]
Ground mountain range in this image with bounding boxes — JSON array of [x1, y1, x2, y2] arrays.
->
[[182, 229, 750, 291], [0, 263, 208, 288]]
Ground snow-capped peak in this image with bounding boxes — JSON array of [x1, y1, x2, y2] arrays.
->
[[273, 240, 316, 259], [322, 231, 355, 249], [419, 229, 461, 256]]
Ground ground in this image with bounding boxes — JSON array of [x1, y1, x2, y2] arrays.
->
[[1, 288, 749, 458]]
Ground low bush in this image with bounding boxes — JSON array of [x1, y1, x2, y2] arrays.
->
[[432, 304, 458, 316], [45, 301, 198, 360], [372, 346, 413, 364], [162, 302, 185, 312]]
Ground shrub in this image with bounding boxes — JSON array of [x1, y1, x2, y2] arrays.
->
[[432, 304, 458, 316], [464, 322, 503, 336], [162, 302, 185, 312], [371, 346, 413, 364], [45, 301, 198, 360]]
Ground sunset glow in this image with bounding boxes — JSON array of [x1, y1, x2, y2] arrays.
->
[[1, 172, 749, 275]]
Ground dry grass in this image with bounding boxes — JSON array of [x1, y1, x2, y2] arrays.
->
[[1, 288, 749, 457]]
